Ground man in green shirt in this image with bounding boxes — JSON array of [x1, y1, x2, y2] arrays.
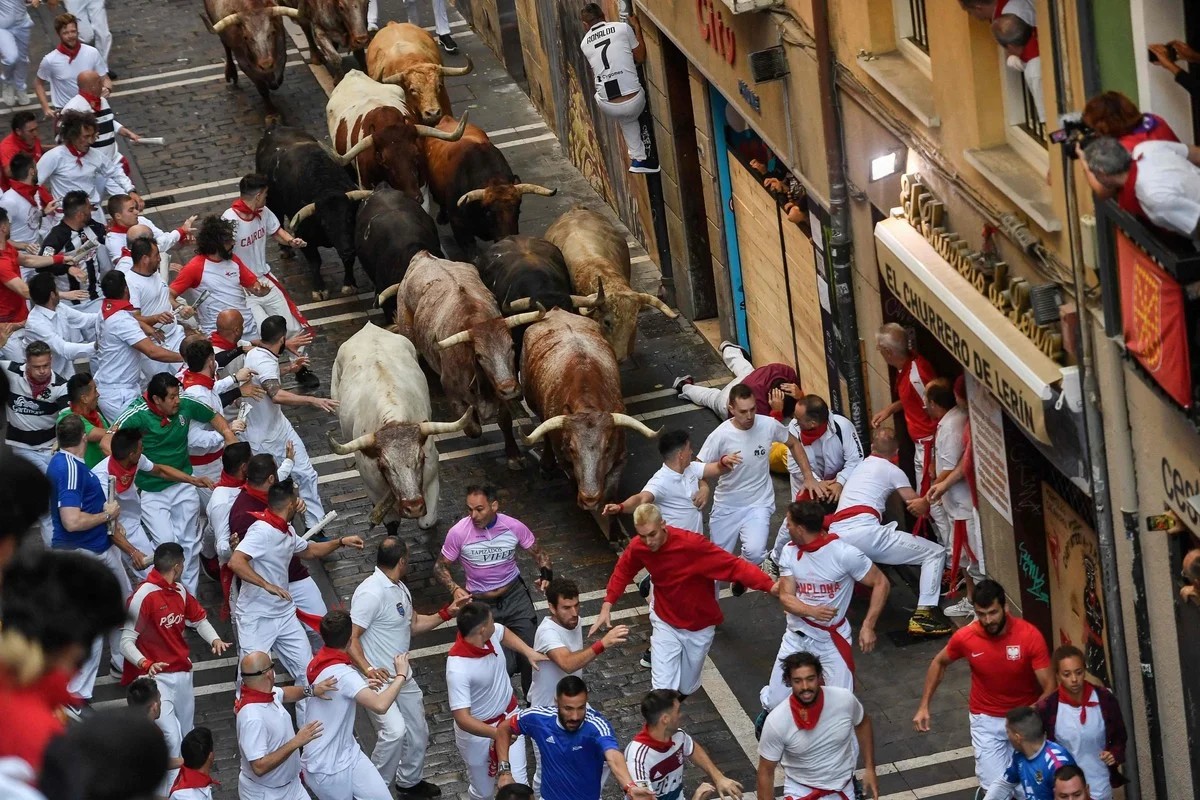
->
[[57, 373, 111, 467], [113, 371, 238, 594]]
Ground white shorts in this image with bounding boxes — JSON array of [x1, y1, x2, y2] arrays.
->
[[650, 614, 715, 695], [237, 775, 309, 800], [305, 749, 392, 800], [970, 712, 1014, 791]]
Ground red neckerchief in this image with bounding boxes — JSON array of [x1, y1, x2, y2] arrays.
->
[[107, 456, 139, 493], [789, 689, 825, 731], [1058, 683, 1099, 724], [65, 142, 87, 167], [170, 766, 217, 794], [448, 632, 496, 658], [108, 222, 130, 234], [234, 686, 276, 713], [56, 41, 81, 62], [101, 298, 134, 319], [249, 508, 290, 534], [70, 402, 104, 429], [78, 91, 102, 113], [306, 646, 352, 684], [182, 369, 215, 390], [143, 392, 174, 428], [632, 725, 674, 753], [799, 421, 828, 446], [144, 568, 175, 592], [9, 179, 51, 209], [119, 247, 130, 261], [795, 532, 839, 555], [211, 332, 239, 352], [243, 484, 269, 505], [216, 471, 243, 489], [27, 370, 51, 399], [231, 199, 262, 220]]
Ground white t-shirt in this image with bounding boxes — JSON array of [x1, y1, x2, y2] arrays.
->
[[641, 461, 705, 532], [221, 206, 281, 278], [168, 255, 259, 338], [207, 485, 240, 562], [96, 309, 148, 391], [36, 44, 107, 108], [446, 623, 514, 720], [350, 567, 415, 681], [997, 0, 1036, 26], [580, 21, 641, 100], [124, 268, 181, 342], [242, 347, 291, 446], [697, 415, 790, 509], [934, 407, 972, 520], [237, 687, 300, 790], [833, 455, 909, 517], [757, 686, 864, 794], [528, 615, 584, 708], [625, 730, 694, 799], [1132, 141, 1200, 239], [234, 519, 307, 619], [779, 539, 872, 642], [300, 662, 370, 775], [92, 455, 154, 523]]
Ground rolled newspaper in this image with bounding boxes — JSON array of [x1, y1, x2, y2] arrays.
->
[[192, 289, 211, 308], [106, 475, 116, 534], [235, 402, 251, 439], [135, 137, 165, 145], [300, 510, 338, 542]]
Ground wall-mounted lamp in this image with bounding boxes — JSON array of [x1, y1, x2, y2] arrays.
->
[[869, 148, 904, 182]]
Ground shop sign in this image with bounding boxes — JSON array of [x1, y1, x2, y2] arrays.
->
[[965, 374, 1013, 525], [737, 80, 761, 113], [696, 0, 736, 65], [1116, 230, 1192, 409]]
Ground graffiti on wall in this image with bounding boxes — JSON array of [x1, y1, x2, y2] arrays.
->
[[565, 66, 616, 209]]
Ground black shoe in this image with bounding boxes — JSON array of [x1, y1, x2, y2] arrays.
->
[[753, 708, 768, 740], [638, 575, 652, 598], [731, 581, 746, 597], [719, 339, 750, 361], [639, 648, 651, 669], [438, 33, 458, 53], [672, 375, 694, 395], [295, 366, 320, 389], [107, 69, 119, 81], [396, 779, 442, 798]]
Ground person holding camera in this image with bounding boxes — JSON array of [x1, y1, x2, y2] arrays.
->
[[1082, 91, 1179, 152], [1080, 135, 1200, 240], [1149, 40, 1200, 98]]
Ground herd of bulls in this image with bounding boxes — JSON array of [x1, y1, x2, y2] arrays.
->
[[197, 5, 680, 529]]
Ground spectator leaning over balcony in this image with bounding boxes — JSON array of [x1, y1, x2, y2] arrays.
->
[[1080, 135, 1200, 240], [1149, 40, 1200, 99], [992, 14, 1045, 123], [1082, 91, 1179, 152]]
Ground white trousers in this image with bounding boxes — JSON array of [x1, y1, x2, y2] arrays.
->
[[236, 612, 313, 695], [368, 0, 449, 35], [830, 515, 945, 607], [759, 627, 853, 711], [306, 750, 392, 800], [155, 670, 194, 793], [453, 717, 526, 800], [121, 519, 153, 582], [64, 0, 110, 63], [97, 381, 140, 424], [368, 676, 429, 788], [238, 776, 309, 800], [595, 88, 647, 161], [9, 444, 52, 545], [0, 16, 31, 91], [680, 345, 754, 418], [141, 325, 185, 381], [708, 503, 773, 566], [970, 712, 1013, 792], [66, 545, 130, 699], [252, 428, 323, 526], [930, 507, 986, 583], [141, 482, 202, 595], [650, 615, 714, 695], [913, 435, 933, 493], [249, 282, 305, 339]]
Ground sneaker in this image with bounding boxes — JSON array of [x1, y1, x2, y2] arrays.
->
[[14, 89, 29, 105], [908, 607, 953, 637], [109, 659, 123, 676], [395, 779, 442, 797], [853, 777, 866, 800], [438, 33, 459, 53], [719, 339, 750, 360], [107, 70, 119, 81], [943, 597, 975, 617], [762, 553, 780, 581], [639, 648, 652, 669], [295, 366, 321, 389], [637, 575, 652, 599], [368, 22, 379, 33], [671, 375, 693, 395], [0, 84, 13, 107], [753, 708, 768, 740], [731, 581, 746, 597], [629, 159, 660, 174]]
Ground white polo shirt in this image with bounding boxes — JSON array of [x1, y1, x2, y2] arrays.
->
[[300, 661, 370, 775], [36, 44, 107, 108], [350, 567, 415, 681], [528, 615, 583, 708], [778, 539, 871, 642], [221, 206, 281, 278], [242, 346, 292, 446], [833, 455, 910, 517], [236, 687, 301, 790], [124, 268, 180, 342], [641, 461, 705, 532], [757, 686, 864, 794], [934, 407, 972, 520], [446, 623, 513, 721], [234, 518, 306, 619], [697, 415, 790, 509], [1132, 141, 1200, 239], [95, 309, 148, 391]]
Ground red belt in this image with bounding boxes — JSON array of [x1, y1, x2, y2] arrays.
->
[[796, 618, 855, 674], [486, 694, 520, 776], [945, 518, 978, 599], [786, 788, 850, 800], [910, 436, 937, 539], [262, 271, 313, 331], [190, 449, 223, 466], [824, 505, 880, 528]]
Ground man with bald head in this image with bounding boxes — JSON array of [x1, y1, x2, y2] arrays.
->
[[992, 13, 1045, 123], [827, 427, 951, 636], [62, 69, 141, 173], [122, 233, 194, 379], [235, 649, 333, 800]]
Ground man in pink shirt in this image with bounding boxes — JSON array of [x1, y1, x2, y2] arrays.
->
[[434, 484, 554, 698]]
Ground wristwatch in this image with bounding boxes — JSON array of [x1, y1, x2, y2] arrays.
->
[[303, 684, 314, 698], [495, 760, 512, 775]]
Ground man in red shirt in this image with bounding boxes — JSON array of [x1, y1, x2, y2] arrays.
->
[[0, 206, 78, 358], [870, 323, 939, 495], [912, 579, 1056, 794], [589, 502, 776, 696], [0, 112, 43, 192]]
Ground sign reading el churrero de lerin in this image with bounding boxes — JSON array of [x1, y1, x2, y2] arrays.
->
[[874, 175, 1065, 445]]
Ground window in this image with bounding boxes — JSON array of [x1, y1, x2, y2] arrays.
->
[[893, 0, 931, 77], [999, 49, 1049, 169]]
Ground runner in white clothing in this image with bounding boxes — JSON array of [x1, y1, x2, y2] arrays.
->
[[696, 382, 821, 577], [0, 154, 59, 247], [827, 428, 952, 638], [348, 536, 469, 796], [25, 274, 96, 377], [168, 216, 271, 339], [106, 193, 194, 266], [626, 689, 742, 800], [123, 233, 196, 378], [35, 14, 109, 115], [179, 338, 254, 489]]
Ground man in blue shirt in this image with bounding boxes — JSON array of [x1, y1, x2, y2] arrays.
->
[[984, 706, 1077, 800], [495, 676, 655, 800]]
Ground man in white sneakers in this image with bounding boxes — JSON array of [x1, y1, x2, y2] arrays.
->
[[827, 427, 952, 637], [445, 601, 547, 800], [626, 689, 743, 800], [302, 610, 412, 800], [348, 536, 467, 798], [756, 651, 879, 800], [169, 215, 270, 339]]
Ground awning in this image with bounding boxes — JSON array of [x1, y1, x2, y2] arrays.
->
[[874, 216, 1061, 444]]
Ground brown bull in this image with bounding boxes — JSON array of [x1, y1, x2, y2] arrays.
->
[[544, 207, 676, 363], [366, 22, 472, 124], [521, 309, 660, 510], [201, 0, 302, 101], [282, 0, 368, 80]]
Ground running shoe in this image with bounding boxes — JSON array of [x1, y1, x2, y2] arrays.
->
[[754, 708, 768, 740], [762, 553, 780, 581], [672, 375, 693, 395], [438, 33, 459, 53], [639, 648, 652, 668], [943, 597, 975, 617], [296, 366, 321, 389], [731, 581, 747, 597], [719, 340, 750, 360], [395, 779, 442, 797], [629, 159, 660, 174], [907, 607, 953, 637]]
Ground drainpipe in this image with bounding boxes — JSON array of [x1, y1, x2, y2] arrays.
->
[[811, 0, 868, 439], [1046, 2, 1145, 796]]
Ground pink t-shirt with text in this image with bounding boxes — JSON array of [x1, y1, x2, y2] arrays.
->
[[440, 513, 535, 593]]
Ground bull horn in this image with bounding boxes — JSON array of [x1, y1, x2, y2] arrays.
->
[[333, 135, 374, 166], [612, 413, 663, 439], [503, 304, 545, 329], [210, 11, 242, 32], [504, 297, 533, 313], [418, 408, 472, 437], [457, 188, 486, 207], [287, 202, 317, 231], [439, 55, 474, 77], [367, 491, 395, 528], [263, 6, 304, 20], [514, 183, 557, 198], [522, 414, 567, 444], [377, 283, 401, 305], [380, 72, 406, 85], [636, 292, 679, 319], [345, 189, 374, 201], [570, 293, 598, 309], [437, 329, 473, 349], [327, 430, 377, 455], [414, 111, 468, 141]]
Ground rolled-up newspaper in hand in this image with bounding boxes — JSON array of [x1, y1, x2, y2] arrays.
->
[[193, 290, 211, 308], [135, 137, 165, 145], [106, 475, 116, 534], [301, 510, 338, 542]]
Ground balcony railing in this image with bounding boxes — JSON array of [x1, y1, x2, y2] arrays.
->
[[906, 0, 929, 52], [1020, 85, 1046, 145]]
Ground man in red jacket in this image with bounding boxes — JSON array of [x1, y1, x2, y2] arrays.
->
[[674, 340, 801, 419], [589, 503, 776, 696]]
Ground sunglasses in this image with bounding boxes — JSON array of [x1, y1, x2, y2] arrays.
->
[[243, 661, 277, 678]]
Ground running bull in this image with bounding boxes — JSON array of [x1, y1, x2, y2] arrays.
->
[[355, 185, 442, 323], [281, 0, 368, 81], [201, 0, 303, 102], [366, 22, 472, 124]]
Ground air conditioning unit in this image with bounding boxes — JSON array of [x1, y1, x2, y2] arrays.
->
[[749, 46, 789, 82], [718, 0, 784, 13]]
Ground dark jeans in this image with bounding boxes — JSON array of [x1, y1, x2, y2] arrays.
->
[[482, 577, 538, 698]]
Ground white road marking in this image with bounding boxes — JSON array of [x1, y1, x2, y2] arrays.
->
[[143, 177, 239, 201], [149, 192, 239, 214], [298, 292, 376, 311], [879, 778, 979, 800], [309, 309, 382, 327], [487, 122, 547, 138], [496, 132, 557, 150]]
